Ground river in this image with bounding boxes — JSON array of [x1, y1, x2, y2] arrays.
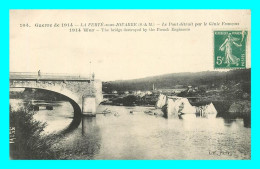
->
[[10, 99, 251, 160]]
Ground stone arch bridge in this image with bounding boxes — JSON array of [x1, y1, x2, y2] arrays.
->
[[10, 72, 103, 116]]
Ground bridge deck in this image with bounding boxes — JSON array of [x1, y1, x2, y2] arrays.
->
[[10, 72, 91, 81]]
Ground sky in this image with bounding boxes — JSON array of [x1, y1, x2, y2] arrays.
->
[[10, 10, 251, 81]]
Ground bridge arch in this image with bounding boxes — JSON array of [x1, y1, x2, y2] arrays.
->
[[10, 86, 82, 114], [10, 86, 85, 135]]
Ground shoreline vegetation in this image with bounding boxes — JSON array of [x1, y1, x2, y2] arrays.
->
[[9, 105, 58, 159], [9, 103, 86, 160], [101, 69, 250, 116]]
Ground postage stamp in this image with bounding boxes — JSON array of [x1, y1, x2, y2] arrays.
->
[[214, 30, 247, 69]]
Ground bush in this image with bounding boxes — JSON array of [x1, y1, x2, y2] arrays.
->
[[123, 95, 138, 106], [10, 105, 57, 159]]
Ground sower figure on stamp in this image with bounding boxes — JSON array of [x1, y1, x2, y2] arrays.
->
[[219, 33, 242, 67]]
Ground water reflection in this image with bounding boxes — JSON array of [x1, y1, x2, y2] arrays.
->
[[9, 99, 251, 159], [82, 117, 97, 135], [243, 115, 251, 128], [60, 111, 81, 135], [223, 118, 237, 127], [178, 112, 251, 129], [222, 116, 251, 128], [178, 113, 196, 120], [80, 117, 101, 158]]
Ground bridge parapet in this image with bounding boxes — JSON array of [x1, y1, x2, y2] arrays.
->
[[10, 72, 91, 81]]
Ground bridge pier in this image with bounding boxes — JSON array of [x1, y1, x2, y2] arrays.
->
[[82, 96, 96, 117]]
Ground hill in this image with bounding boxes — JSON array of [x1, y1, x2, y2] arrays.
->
[[103, 69, 251, 93]]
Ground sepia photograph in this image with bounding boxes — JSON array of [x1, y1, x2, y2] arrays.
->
[[9, 10, 251, 160]]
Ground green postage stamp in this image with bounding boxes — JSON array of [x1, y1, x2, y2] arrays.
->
[[214, 30, 247, 69]]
